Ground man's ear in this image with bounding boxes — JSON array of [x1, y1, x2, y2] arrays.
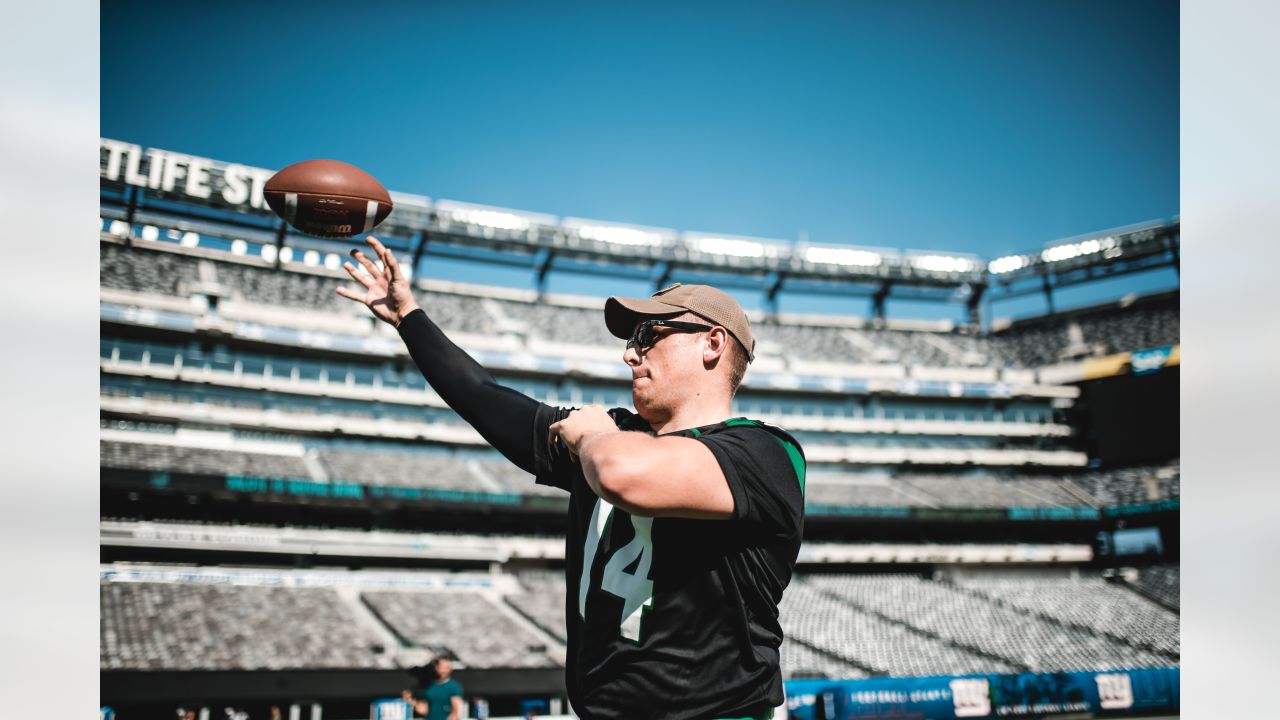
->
[[703, 326, 729, 364]]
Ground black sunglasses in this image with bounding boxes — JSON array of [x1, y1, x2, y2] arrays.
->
[[626, 319, 713, 350]]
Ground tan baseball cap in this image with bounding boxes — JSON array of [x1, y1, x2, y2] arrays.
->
[[605, 282, 755, 362]]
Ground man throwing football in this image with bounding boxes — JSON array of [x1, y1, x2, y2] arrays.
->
[[339, 237, 805, 720]]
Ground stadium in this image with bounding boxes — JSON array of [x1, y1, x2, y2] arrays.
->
[[98, 137, 1179, 719]]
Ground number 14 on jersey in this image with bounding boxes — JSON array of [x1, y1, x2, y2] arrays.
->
[[579, 498, 655, 642]]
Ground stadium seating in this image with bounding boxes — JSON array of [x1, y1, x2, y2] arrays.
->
[[101, 243, 204, 296], [805, 473, 938, 508], [810, 463, 1179, 511], [508, 570, 571, 643], [990, 321, 1071, 368], [991, 297, 1179, 368], [491, 298, 618, 347], [316, 448, 478, 491], [361, 591, 558, 668], [100, 582, 391, 670], [213, 261, 353, 315], [100, 430, 1174, 510], [1078, 303, 1179, 357], [102, 242, 500, 336], [780, 581, 1014, 676], [100, 566, 1179, 678], [421, 291, 497, 336], [745, 323, 986, 368], [752, 323, 867, 364], [1123, 565, 1180, 611], [952, 574, 1179, 656], [102, 335, 1070, 435], [101, 440, 311, 479], [779, 638, 871, 681], [102, 241, 1178, 370], [896, 473, 1087, 508], [476, 458, 566, 496], [803, 574, 1172, 672], [101, 436, 528, 493], [859, 327, 958, 368], [1065, 462, 1181, 506]]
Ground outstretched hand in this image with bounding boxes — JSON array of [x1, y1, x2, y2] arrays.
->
[[335, 236, 420, 326]]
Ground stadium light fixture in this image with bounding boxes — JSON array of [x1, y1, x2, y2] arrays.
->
[[278, 246, 294, 263], [141, 225, 159, 242], [303, 250, 320, 267], [180, 231, 199, 248], [435, 200, 555, 234], [683, 231, 788, 260], [109, 220, 130, 237], [474, 210, 530, 231], [577, 225, 661, 246], [911, 254, 975, 273], [323, 253, 341, 270], [695, 237, 766, 258], [452, 208, 531, 231], [230, 239, 248, 256], [260, 244, 277, 262], [803, 246, 883, 267], [564, 218, 674, 248], [1041, 238, 1105, 263], [988, 255, 1027, 274]]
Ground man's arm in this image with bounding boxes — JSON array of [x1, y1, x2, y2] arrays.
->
[[448, 695, 462, 720], [338, 236, 544, 473], [549, 406, 735, 519], [401, 691, 427, 717]]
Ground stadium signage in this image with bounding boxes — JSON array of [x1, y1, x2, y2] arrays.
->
[[371, 699, 413, 720], [1130, 346, 1173, 375], [785, 667, 1178, 719], [100, 138, 275, 211], [1104, 498, 1179, 516]]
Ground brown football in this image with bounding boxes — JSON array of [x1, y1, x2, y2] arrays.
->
[[263, 159, 393, 238]]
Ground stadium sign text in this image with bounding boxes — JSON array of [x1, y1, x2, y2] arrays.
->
[[1130, 346, 1173, 375], [100, 138, 274, 211]]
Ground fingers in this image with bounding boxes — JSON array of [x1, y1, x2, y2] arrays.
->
[[547, 419, 579, 463], [335, 286, 364, 302], [367, 236, 402, 283], [341, 260, 374, 289], [349, 248, 382, 281], [371, 236, 406, 281], [364, 236, 390, 279]]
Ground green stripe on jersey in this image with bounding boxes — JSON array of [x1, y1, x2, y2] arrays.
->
[[724, 418, 804, 491], [777, 437, 806, 492]]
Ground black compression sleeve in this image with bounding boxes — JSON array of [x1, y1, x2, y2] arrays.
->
[[396, 308, 543, 474]]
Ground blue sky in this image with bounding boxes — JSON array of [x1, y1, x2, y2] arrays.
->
[[101, 0, 1178, 322]]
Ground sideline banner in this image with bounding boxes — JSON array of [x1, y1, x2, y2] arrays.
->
[[786, 666, 1178, 719], [371, 699, 413, 720]]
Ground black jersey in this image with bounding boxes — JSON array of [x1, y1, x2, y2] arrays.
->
[[531, 406, 806, 720]]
